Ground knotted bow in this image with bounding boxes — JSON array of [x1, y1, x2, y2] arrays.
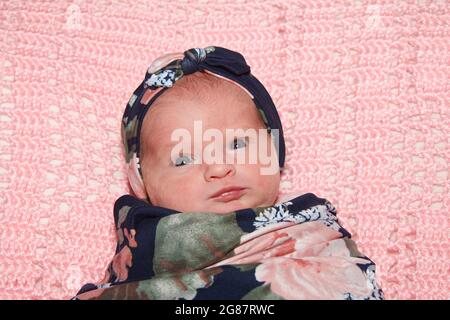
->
[[144, 46, 251, 89]]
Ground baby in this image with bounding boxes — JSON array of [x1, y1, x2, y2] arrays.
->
[[73, 46, 384, 300], [122, 46, 292, 214]]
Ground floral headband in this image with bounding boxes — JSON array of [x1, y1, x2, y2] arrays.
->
[[121, 46, 285, 201]]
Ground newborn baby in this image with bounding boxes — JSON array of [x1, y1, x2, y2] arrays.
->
[[73, 46, 384, 300], [139, 71, 282, 214], [122, 46, 290, 215]]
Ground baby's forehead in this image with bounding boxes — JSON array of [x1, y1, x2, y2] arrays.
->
[[141, 101, 267, 156], [149, 98, 263, 135], [140, 72, 268, 149]]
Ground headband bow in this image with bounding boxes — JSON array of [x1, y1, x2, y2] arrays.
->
[[144, 47, 251, 89], [182, 47, 251, 76]]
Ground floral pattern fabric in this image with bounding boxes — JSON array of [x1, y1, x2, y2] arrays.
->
[[73, 193, 384, 300]]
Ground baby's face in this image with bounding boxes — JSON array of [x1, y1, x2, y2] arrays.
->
[[139, 86, 280, 214]]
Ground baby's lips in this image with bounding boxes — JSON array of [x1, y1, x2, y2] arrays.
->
[[209, 186, 247, 203]]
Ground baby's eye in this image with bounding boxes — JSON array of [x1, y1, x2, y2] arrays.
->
[[231, 137, 247, 150], [174, 155, 194, 167]]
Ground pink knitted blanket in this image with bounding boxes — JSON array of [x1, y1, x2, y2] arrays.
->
[[0, 0, 448, 299]]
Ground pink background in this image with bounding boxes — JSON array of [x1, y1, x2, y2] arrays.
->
[[0, 0, 448, 299]]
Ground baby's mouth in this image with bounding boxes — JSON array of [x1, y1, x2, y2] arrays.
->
[[209, 187, 247, 203]]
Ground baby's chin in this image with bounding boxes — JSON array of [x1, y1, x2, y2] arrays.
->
[[160, 194, 277, 214], [208, 202, 248, 214]]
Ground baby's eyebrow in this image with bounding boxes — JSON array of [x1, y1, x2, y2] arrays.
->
[[159, 139, 196, 155], [160, 140, 180, 152]]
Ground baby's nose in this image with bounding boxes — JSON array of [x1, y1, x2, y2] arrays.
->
[[204, 163, 236, 181]]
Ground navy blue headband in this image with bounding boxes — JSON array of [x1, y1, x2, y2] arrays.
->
[[121, 46, 286, 199]]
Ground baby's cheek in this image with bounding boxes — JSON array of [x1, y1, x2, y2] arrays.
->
[[150, 176, 198, 210], [258, 171, 281, 202], [236, 167, 276, 206]]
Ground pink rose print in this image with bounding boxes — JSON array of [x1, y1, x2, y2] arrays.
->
[[255, 255, 371, 299]]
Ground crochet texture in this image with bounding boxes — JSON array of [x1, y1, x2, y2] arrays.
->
[[0, 0, 448, 299]]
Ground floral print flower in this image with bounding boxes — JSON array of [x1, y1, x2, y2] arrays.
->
[[254, 200, 340, 231], [145, 70, 176, 88]]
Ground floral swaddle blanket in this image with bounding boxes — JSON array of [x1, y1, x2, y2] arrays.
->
[[73, 193, 384, 300]]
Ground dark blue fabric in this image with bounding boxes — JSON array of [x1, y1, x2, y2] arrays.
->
[[193, 265, 263, 300]]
